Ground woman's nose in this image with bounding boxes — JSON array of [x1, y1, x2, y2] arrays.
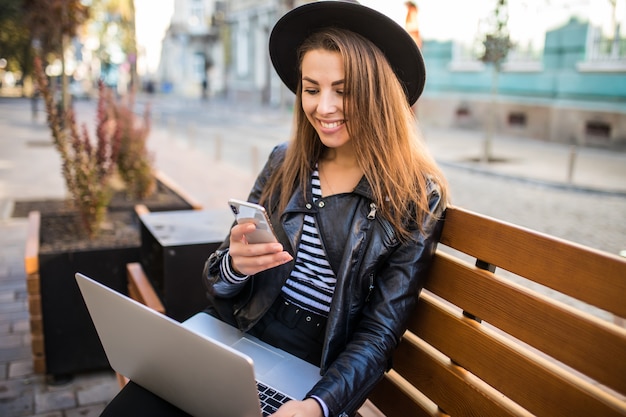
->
[[317, 91, 338, 114]]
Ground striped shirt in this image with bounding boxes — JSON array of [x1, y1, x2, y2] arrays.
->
[[281, 168, 336, 316], [221, 167, 337, 317]]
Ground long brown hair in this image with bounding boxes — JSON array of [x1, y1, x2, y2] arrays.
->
[[261, 28, 448, 240]]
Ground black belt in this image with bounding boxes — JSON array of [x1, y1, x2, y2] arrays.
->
[[273, 297, 327, 340]]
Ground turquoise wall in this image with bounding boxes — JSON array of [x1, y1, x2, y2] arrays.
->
[[422, 18, 626, 102]]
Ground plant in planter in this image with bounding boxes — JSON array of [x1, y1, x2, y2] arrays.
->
[[111, 93, 156, 200], [25, 57, 199, 379], [34, 56, 120, 237]]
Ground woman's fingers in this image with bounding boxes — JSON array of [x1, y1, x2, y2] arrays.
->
[[229, 223, 293, 275]]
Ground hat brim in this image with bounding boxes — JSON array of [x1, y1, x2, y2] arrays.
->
[[269, 1, 425, 106]]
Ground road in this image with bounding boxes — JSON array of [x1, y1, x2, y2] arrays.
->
[[134, 95, 626, 257]]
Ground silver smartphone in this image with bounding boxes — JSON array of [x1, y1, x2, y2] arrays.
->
[[228, 198, 278, 244]]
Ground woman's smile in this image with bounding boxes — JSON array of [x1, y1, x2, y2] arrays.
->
[[318, 119, 345, 130]]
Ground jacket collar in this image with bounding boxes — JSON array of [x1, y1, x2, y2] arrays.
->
[[283, 171, 374, 214]]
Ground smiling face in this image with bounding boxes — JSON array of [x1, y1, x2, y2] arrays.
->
[[300, 49, 352, 153]]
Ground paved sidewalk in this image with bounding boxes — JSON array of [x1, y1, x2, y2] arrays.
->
[[422, 125, 626, 197], [1, 95, 625, 416]]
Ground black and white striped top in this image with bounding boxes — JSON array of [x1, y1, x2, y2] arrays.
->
[[221, 167, 336, 317], [281, 168, 336, 316]]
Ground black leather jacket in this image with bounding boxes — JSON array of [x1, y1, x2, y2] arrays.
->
[[203, 143, 445, 417]]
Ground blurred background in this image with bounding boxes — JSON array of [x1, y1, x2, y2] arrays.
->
[[1, 0, 625, 148]]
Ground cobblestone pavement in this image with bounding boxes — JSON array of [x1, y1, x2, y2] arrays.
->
[[1, 95, 625, 416]]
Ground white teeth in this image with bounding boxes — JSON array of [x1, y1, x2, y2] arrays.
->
[[320, 120, 344, 129]]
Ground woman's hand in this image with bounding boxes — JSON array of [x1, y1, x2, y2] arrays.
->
[[270, 398, 324, 417], [229, 222, 293, 276]]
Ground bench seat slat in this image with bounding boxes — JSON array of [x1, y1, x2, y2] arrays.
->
[[126, 262, 165, 314], [439, 206, 626, 319], [403, 293, 626, 417], [424, 252, 626, 395]]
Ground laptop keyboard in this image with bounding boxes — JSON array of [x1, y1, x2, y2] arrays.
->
[[257, 381, 292, 416]]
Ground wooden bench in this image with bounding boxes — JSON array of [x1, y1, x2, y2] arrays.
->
[[125, 205, 626, 417], [361, 205, 626, 417]]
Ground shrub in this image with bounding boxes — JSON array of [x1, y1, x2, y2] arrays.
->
[[34, 56, 119, 237], [111, 93, 156, 199]]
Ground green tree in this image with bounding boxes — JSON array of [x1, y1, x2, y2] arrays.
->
[[23, 0, 90, 111], [0, 0, 33, 90], [92, 0, 137, 90]]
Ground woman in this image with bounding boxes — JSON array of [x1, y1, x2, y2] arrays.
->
[[205, 2, 448, 416], [101, 2, 448, 416]]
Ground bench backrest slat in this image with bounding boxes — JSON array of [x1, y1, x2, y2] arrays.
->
[[404, 293, 626, 417], [393, 330, 529, 417], [425, 252, 626, 395], [440, 207, 626, 318]]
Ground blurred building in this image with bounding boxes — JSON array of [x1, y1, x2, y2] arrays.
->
[[156, 0, 309, 103], [157, 0, 224, 97], [220, 0, 297, 105], [156, 0, 626, 147], [53, 0, 139, 99], [420, 17, 626, 147]]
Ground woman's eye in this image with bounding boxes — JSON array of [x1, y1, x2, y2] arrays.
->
[[304, 88, 318, 95]]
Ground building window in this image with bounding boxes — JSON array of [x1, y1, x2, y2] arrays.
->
[[456, 105, 470, 117], [190, 0, 204, 26], [236, 21, 249, 77], [585, 121, 611, 140], [508, 112, 527, 127]]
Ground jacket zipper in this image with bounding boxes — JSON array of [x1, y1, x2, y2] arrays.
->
[[368, 202, 396, 242], [367, 202, 377, 219], [365, 203, 377, 302]]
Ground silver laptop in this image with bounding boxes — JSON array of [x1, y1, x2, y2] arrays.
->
[[75, 272, 321, 417]]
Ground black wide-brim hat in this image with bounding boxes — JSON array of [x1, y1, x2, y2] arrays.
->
[[269, 1, 426, 106]]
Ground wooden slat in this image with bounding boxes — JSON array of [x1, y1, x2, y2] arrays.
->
[[31, 333, 45, 356], [126, 263, 165, 314], [424, 251, 626, 395], [33, 356, 46, 374], [24, 211, 40, 275], [368, 371, 442, 417], [154, 170, 203, 210], [391, 332, 531, 417], [134, 204, 150, 216], [116, 372, 129, 388], [356, 399, 386, 417], [405, 293, 626, 417], [120, 262, 164, 388], [29, 315, 43, 334], [440, 206, 626, 318]]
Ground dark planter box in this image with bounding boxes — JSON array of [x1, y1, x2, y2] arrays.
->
[[139, 209, 231, 322], [23, 172, 202, 378], [39, 242, 140, 376]]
